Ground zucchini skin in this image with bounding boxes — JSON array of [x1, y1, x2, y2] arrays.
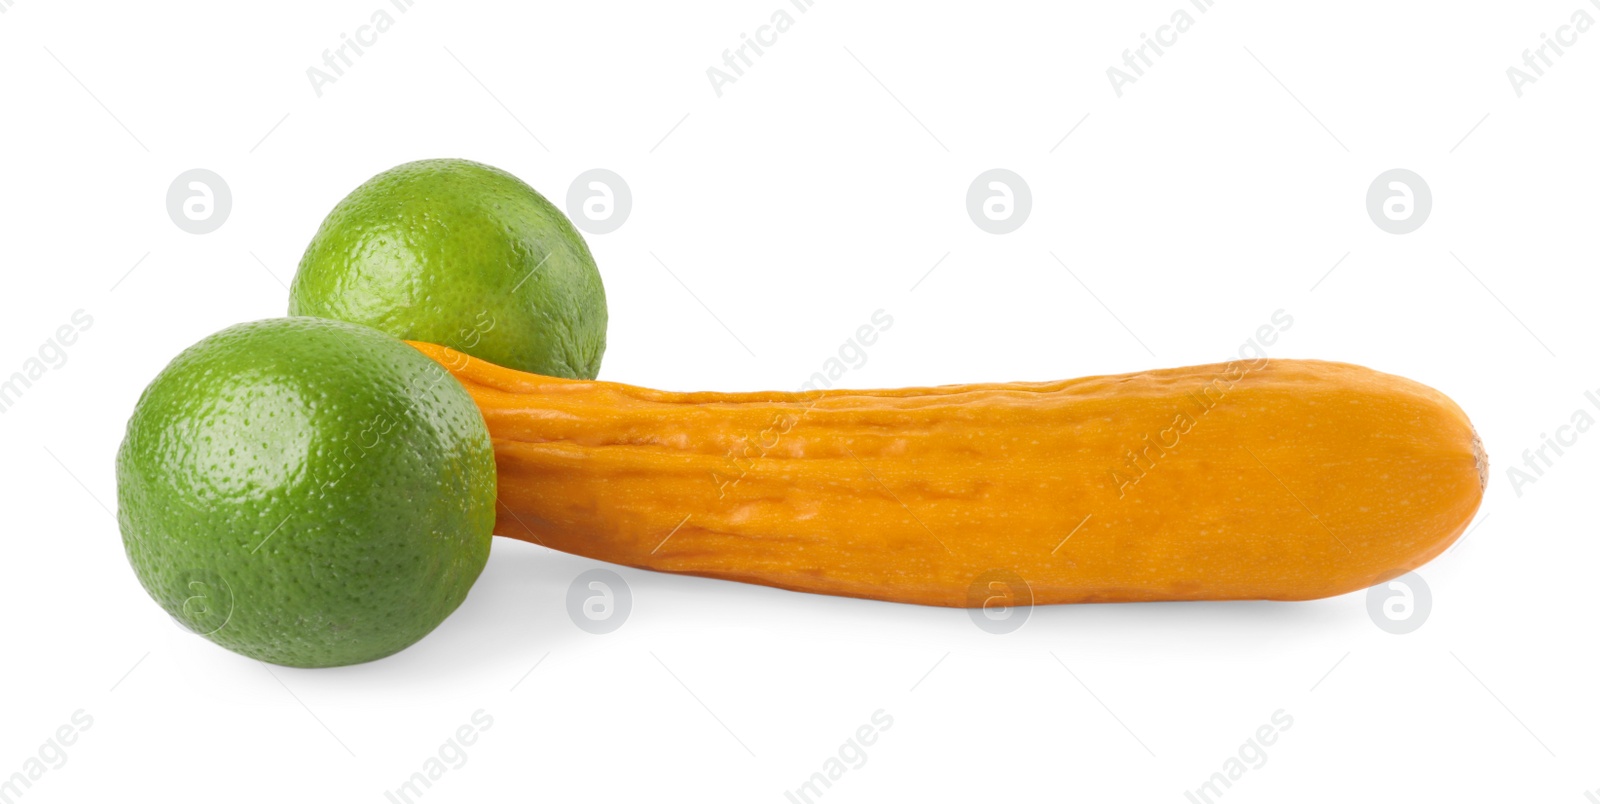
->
[[413, 342, 1485, 607]]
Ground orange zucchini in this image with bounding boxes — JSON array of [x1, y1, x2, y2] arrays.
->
[[410, 342, 1485, 606]]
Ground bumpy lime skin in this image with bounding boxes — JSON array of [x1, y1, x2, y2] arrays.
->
[[289, 158, 608, 379], [116, 318, 497, 668]]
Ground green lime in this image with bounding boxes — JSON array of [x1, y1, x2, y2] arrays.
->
[[116, 317, 496, 668], [288, 158, 608, 378]]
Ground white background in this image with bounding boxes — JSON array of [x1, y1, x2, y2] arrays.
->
[[1, 1, 1596, 801]]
